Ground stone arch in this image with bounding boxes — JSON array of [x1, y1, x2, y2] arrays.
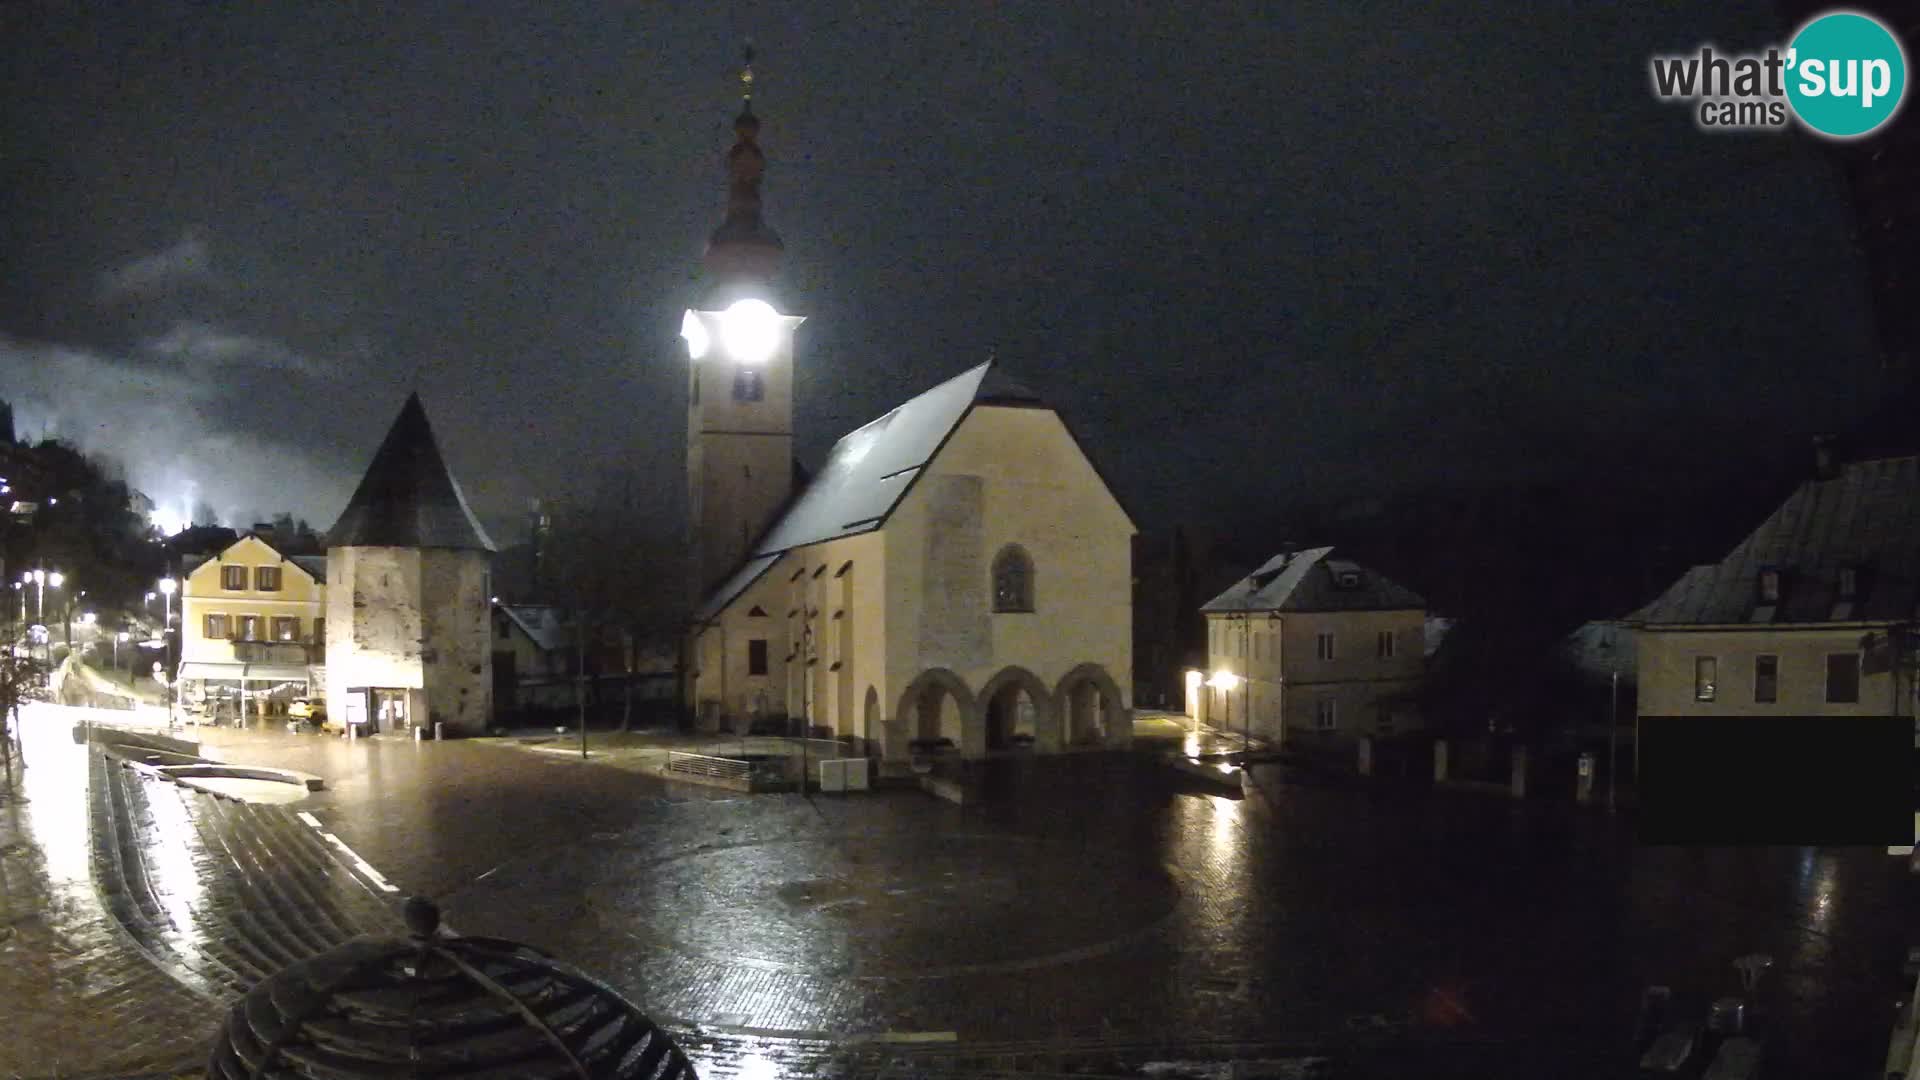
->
[[1054, 663, 1130, 749], [977, 665, 1056, 752], [892, 668, 979, 759]]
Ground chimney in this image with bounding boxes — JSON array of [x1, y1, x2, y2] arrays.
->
[[252, 521, 275, 535], [1812, 435, 1840, 481]]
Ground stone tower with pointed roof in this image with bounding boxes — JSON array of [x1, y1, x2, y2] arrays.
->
[[684, 50, 806, 604], [325, 394, 496, 737]]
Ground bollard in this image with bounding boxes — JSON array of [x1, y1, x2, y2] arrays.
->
[[435, 722, 444, 742], [348, 722, 357, 742], [413, 726, 423, 743], [1357, 736, 1373, 777], [1510, 745, 1528, 799], [1433, 738, 1449, 784], [1576, 752, 1595, 805]]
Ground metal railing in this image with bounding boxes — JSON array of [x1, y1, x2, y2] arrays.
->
[[666, 751, 752, 781]]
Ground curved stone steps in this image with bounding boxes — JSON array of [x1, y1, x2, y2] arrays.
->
[[192, 793, 359, 960], [89, 748, 403, 1007], [88, 753, 244, 999]]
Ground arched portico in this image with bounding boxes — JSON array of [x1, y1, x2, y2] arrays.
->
[[1054, 663, 1130, 749], [977, 665, 1056, 752], [892, 668, 979, 759]]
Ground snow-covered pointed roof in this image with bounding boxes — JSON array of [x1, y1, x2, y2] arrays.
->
[[1201, 547, 1424, 614]]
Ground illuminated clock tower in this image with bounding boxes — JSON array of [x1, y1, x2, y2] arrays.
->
[[684, 49, 805, 600]]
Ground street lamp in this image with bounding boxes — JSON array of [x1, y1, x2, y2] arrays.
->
[[158, 577, 178, 730]]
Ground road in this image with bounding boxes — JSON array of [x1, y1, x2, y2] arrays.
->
[[6, 707, 1913, 1077]]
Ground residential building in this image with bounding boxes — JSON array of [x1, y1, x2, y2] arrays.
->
[[683, 76, 1135, 760], [325, 394, 496, 736], [1197, 547, 1426, 747], [176, 532, 327, 720], [1633, 452, 1920, 724], [492, 603, 574, 711]]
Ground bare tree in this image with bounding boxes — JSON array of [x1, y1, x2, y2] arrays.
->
[[543, 470, 690, 733]]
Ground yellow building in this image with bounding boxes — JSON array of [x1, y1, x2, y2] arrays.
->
[[682, 80, 1135, 761], [1196, 548, 1427, 748], [176, 533, 327, 720], [1634, 452, 1918, 723]]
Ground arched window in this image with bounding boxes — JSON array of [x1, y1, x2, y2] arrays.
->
[[992, 544, 1034, 613]]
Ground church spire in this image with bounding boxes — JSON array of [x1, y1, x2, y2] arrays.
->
[[703, 44, 784, 287]]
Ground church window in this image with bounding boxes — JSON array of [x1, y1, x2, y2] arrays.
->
[[732, 367, 764, 402], [992, 544, 1034, 613], [748, 638, 769, 676]]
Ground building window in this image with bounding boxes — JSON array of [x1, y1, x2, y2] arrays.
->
[[1315, 698, 1337, 730], [221, 565, 247, 591], [1837, 566, 1859, 599], [204, 613, 229, 639], [1377, 630, 1395, 659], [1826, 653, 1861, 704], [991, 544, 1035, 613], [497, 619, 509, 640], [732, 367, 764, 402], [1754, 655, 1779, 704], [1316, 632, 1335, 661], [1757, 568, 1781, 604], [1694, 657, 1717, 701], [748, 638, 769, 676], [255, 566, 281, 592], [237, 615, 261, 642], [272, 617, 299, 642]]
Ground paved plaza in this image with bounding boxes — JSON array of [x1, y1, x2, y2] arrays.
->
[[1, 704, 1913, 1078]]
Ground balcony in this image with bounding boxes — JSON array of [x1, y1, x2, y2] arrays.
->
[[182, 639, 324, 667]]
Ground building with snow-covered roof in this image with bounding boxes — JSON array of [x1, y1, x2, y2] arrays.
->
[[1632, 451, 1920, 723], [680, 75, 1134, 761], [1196, 547, 1426, 748]]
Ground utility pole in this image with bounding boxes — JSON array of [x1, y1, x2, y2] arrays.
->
[[577, 607, 588, 760], [1608, 669, 1620, 814]]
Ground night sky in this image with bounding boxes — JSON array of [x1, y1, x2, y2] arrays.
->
[[0, 3, 1887, 543]]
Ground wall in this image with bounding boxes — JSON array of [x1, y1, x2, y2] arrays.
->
[[1205, 607, 1425, 742], [1637, 625, 1903, 717], [688, 529, 889, 743], [882, 404, 1134, 754], [419, 549, 492, 735]]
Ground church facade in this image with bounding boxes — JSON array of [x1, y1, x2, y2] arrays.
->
[[682, 68, 1134, 761]]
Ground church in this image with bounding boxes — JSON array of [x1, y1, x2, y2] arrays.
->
[[683, 66, 1134, 762]]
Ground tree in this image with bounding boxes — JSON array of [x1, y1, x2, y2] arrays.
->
[[542, 470, 690, 733]]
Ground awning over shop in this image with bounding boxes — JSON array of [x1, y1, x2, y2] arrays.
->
[[177, 662, 314, 683]]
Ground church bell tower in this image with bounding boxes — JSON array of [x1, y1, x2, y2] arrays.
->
[[685, 47, 804, 601]]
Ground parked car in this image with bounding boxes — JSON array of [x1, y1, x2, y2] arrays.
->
[[289, 698, 327, 726]]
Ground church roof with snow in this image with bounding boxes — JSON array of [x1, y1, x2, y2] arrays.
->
[[1633, 453, 1920, 625], [695, 359, 1052, 621], [327, 394, 495, 552], [1201, 547, 1424, 614]]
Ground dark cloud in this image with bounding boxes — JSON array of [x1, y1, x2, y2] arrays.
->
[[0, 2, 1890, 549]]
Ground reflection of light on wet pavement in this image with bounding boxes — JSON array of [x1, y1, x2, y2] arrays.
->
[[182, 776, 308, 804], [733, 1052, 779, 1080], [137, 774, 208, 933], [17, 703, 96, 913]]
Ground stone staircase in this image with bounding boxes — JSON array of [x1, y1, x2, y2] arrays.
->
[[88, 749, 400, 1004]]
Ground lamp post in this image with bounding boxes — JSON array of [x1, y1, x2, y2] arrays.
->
[[158, 577, 178, 729], [115, 630, 128, 676]]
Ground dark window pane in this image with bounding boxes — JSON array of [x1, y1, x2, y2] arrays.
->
[[1694, 657, 1717, 702], [748, 638, 769, 676], [1755, 655, 1779, 703]]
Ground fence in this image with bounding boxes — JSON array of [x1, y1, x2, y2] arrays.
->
[[666, 751, 752, 782]]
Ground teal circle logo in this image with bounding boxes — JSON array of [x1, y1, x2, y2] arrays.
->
[[1786, 11, 1907, 138]]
